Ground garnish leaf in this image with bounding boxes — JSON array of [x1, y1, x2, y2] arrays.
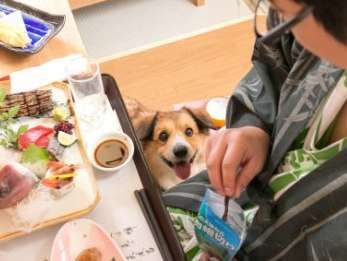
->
[[0, 88, 5, 105], [4, 128, 17, 144], [7, 105, 19, 118], [21, 144, 50, 163], [0, 124, 29, 149], [17, 124, 28, 137]]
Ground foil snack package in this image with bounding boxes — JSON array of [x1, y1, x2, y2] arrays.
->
[[194, 189, 246, 260]]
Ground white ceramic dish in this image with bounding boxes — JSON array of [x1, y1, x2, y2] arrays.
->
[[88, 132, 134, 173], [50, 218, 126, 261]]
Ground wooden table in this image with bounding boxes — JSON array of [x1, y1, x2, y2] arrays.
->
[[100, 18, 259, 111], [0, 0, 85, 78], [0, 77, 163, 260], [0, 1, 162, 260]]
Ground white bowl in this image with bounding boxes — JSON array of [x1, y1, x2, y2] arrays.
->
[[88, 132, 134, 173]]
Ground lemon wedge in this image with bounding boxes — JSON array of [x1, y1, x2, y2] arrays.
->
[[57, 131, 77, 147]]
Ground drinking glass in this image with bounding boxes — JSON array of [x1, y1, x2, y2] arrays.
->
[[66, 57, 107, 127]]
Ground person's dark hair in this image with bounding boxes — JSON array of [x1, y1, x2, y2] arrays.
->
[[294, 0, 347, 44]]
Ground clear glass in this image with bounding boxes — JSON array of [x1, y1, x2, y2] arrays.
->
[[66, 58, 107, 127]]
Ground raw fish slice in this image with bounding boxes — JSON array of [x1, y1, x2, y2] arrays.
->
[[18, 125, 53, 149], [0, 164, 36, 209]]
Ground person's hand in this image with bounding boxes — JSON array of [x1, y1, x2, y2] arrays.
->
[[206, 126, 270, 197]]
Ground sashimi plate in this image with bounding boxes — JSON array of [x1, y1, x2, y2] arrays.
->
[[0, 82, 99, 241]]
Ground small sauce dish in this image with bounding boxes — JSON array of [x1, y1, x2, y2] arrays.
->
[[88, 132, 134, 172]]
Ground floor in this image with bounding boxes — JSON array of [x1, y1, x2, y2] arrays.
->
[[100, 19, 258, 110], [73, 0, 252, 60]]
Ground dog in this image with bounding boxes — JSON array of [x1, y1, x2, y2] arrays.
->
[[125, 98, 214, 190]]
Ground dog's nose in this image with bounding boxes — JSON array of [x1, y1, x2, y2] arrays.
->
[[173, 145, 188, 159]]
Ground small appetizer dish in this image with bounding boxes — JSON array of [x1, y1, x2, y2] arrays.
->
[[0, 82, 98, 241], [51, 218, 126, 261], [0, 0, 65, 54]]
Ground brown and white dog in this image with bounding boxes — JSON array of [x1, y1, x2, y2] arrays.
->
[[125, 98, 214, 190]]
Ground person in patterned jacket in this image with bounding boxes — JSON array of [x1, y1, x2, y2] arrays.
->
[[163, 0, 347, 260]]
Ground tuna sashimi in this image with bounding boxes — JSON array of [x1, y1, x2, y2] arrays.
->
[[0, 164, 36, 209], [18, 126, 54, 150]]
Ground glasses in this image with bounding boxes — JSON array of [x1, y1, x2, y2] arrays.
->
[[254, 0, 313, 45]]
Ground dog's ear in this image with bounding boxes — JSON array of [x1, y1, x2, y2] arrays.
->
[[183, 107, 216, 133], [133, 112, 158, 141]]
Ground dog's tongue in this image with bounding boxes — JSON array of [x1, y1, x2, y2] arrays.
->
[[173, 163, 191, 180]]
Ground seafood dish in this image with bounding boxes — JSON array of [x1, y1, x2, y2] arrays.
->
[[0, 82, 98, 241]]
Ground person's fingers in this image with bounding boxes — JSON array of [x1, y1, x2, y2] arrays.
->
[[234, 158, 262, 197], [205, 131, 217, 162], [206, 132, 228, 195], [221, 141, 244, 196], [198, 252, 210, 261]]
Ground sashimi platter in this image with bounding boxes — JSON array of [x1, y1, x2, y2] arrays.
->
[[0, 82, 99, 241]]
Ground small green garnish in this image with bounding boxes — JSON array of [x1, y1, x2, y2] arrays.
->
[[0, 92, 24, 148], [344, 70, 347, 88], [52, 106, 70, 122], [0, 88, 5, 106], [21, 144, 50, 163], [0, 124, 28, 149]]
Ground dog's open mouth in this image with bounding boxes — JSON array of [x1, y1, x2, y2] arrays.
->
[[161, 151, 197, 180]]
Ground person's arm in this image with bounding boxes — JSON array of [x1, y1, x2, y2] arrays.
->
[[226, 67, 278, 134], [206, 10, 291, 197], [206, 67, 276, 197]]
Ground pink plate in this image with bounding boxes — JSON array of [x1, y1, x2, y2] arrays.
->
[[50, 218, 126, 261]]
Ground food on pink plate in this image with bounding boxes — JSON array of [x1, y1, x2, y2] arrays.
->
[[75, 247, 102, 261], [0, 163, 36, 209], [54, 121, 74, 135], [51, 219, 126, 261], [18, 126, 54, 150]]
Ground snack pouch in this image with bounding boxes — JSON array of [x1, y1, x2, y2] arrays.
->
[[194, 189, 246, 260]]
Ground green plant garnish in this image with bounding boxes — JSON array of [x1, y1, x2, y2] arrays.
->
[[0, 98, 23, 148], [344, 70, 347, 88], [21, 144, 50, 163], [0, 124, 28, 149], [0, 88, 5, 106], [7, 105, 19, 118]]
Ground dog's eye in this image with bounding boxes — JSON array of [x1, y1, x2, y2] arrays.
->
[[185, 128, 193, 137], [158, 131, 169, 142]]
